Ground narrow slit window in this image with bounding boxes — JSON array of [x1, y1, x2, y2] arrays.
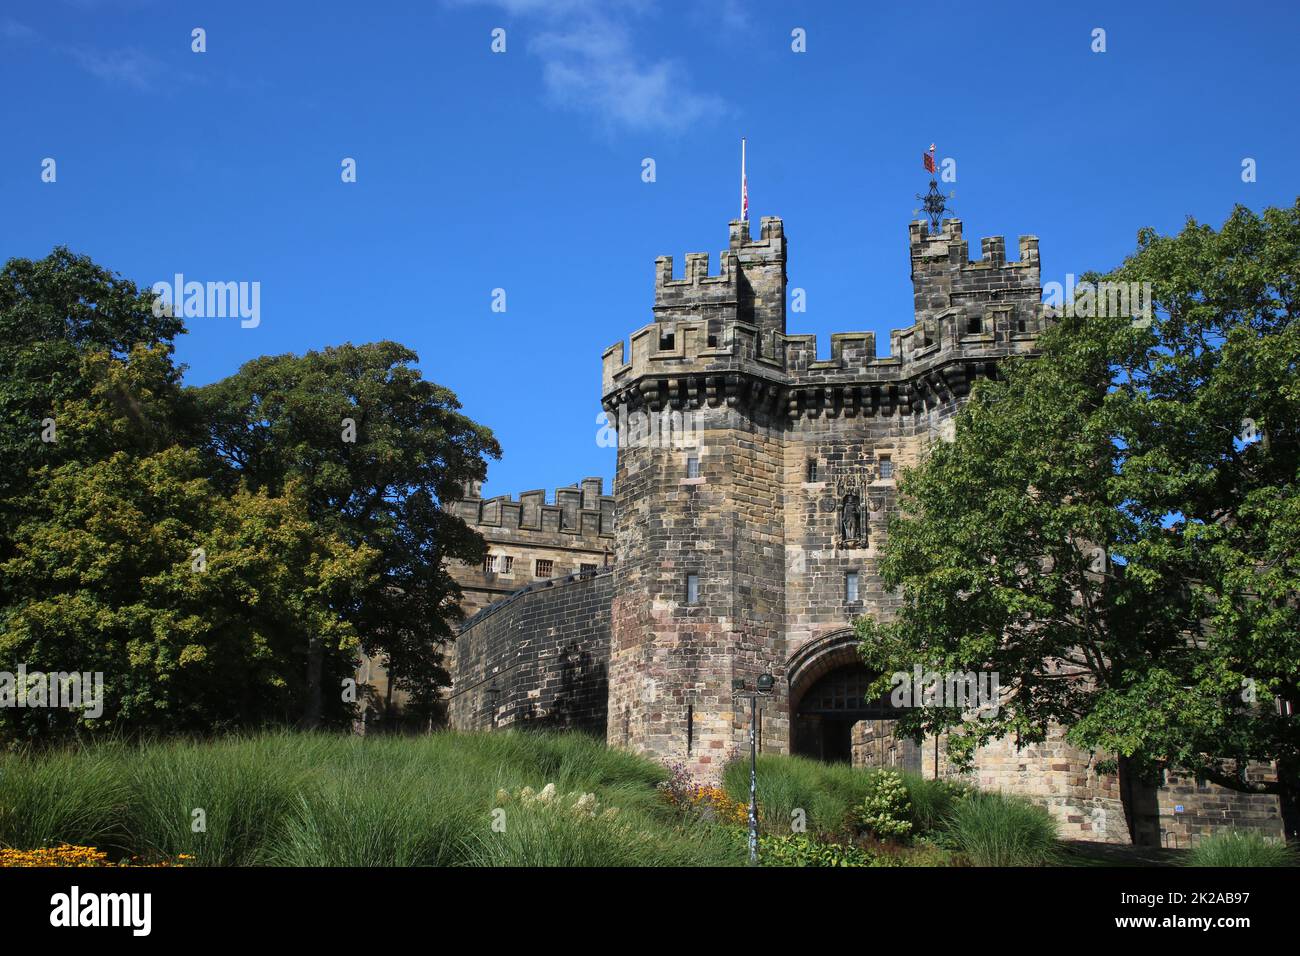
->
[[806, 458, 819, 482], [686, 455, 700, 479], [686, 705, 694, 754], [686, 574, 700, 605], [845, 572, 860, 603]]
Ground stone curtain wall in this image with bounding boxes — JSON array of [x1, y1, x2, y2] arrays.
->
[[446, 479, 615, 618], [356, 480, 614, 729], [448, 569, 613, 735], [934, 728, 1285, 844], [1153, 765, 1285, 847], [852, 719, 923, 772], [935, 730, 1133, 843]]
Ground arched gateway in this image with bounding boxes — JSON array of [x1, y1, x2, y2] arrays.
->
[[786, 630, 920, 770]]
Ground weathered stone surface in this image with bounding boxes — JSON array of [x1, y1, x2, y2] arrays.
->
[[448, 569, 611, 734], [447, 479, 615, 618], [602, 216, 1046, 780]]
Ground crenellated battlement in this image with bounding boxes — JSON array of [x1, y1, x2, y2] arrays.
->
[[450, 478, 614, 540], [602, 214, 1045, 418], [653, 216, 787, 336], [909, 218, 1042, 329], [655, 252, 737, 293], [907, 218, 1040, 267]]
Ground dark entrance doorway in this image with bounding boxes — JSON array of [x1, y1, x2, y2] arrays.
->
[[792, 663, 913, 767], [815, 717, 857, 763]]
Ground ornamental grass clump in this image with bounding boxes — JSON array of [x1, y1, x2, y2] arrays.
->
[[1186, 832, 1297, 867], [945, 790, 1060, 866]]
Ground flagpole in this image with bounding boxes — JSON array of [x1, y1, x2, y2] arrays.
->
[[741, 137, 747, 222]]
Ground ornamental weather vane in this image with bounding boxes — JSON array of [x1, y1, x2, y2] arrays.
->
[[914, 143, 955, 232]]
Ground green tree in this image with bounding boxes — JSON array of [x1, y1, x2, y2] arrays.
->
[[0, 248, 187, 579], [857, 201, 1299, 837], [0, 249, 491, 738], [194, 343, 500, 716]]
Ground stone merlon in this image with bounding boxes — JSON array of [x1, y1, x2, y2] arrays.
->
[[449, 478, 615, 540]]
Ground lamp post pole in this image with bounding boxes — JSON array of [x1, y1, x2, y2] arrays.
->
[[747, 690, 759, 864], [734, 672, 774, 865]]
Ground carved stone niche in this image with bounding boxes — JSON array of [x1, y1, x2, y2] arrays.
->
[[833, 467, 870, 550]]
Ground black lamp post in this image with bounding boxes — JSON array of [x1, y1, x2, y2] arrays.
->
[[735, 672, 775, 864]]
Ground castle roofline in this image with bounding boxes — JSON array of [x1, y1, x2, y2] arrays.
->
[[603, 214, 1046, 417]]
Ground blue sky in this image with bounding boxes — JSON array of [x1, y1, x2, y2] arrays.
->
[[2, 0, 1296, 500]]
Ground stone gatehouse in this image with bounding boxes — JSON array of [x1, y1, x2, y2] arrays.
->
[[443, 213, 1285, 846]]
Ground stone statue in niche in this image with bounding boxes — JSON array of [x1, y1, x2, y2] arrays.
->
[[840, 493, 860, 543], [833, 467, 869, 549]]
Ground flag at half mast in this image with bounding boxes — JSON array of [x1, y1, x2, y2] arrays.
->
[[741, 138, 749, 222]]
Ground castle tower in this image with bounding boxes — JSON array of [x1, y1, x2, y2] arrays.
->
[[601, 214, 1044, 778], [602, 218, 789, 777]]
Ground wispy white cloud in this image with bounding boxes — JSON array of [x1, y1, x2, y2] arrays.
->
[[1, 16, 196, 93], [454, 0, 726, 134], [1, 18, 37, 41], [66, 44, 166, 91]]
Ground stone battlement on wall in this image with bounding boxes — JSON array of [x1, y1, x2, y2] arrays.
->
[[652, 216, 788, 338], [450, 478, 614, 541], [603, 215, 1044, 417], [907, 218, 1039, 270]]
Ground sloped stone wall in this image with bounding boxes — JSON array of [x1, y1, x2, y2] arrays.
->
[[449, 570, 612, 735]]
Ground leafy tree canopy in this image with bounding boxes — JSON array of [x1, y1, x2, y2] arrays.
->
[[0, 249, 497, 739], [194, 343, 500, 707], [858, 200, 1299, 810]]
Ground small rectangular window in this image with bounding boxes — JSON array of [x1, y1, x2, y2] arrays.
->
[[502, 556, 514, 573], [967, 316, 982, 334], [659, 332, 675, 351], [484, 555, 497, 574], [805, 458, 819, 482], [686, 455, 700, 479], [535, 559, 553, 578], [686, 574, 700, 605], [580, 563, 597, 574], [846, 572, 860, 603], [878, 456, 894, 479]]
